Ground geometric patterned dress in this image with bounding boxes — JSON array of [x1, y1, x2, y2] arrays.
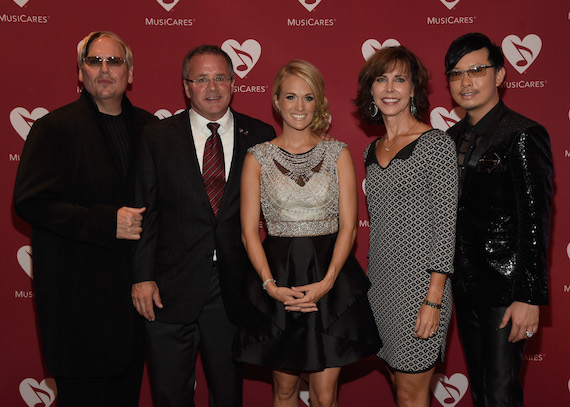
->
[[364, 129, 458, 372]]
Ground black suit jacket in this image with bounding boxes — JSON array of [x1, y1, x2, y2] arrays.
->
[[447, 102, 552, 306], [14, 91, 157, 377], [133, 108, 276, 324]]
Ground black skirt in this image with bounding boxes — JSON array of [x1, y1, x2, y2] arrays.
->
[[234, 233, 381, 371]]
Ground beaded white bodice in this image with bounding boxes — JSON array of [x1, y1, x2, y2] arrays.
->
[[249, 140, 346, 237]]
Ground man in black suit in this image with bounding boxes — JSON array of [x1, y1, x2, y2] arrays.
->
[[444, 33, 553, 407], [14, 31, 156, 406], [131, 45, 276, 406]]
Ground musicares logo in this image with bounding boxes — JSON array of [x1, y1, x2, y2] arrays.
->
[[20, 378, 57, 406], [430, 373, 468, 407], [361, 39, 401, 60], [440, 0, 460, 10], [221, 39, 261, 79], [13, 0, 30, 7], [298, 0, 323, 12], [10, 107, 49, 140], [154, 108, 185, 119], [502, 34, 542, 74], [156, 0, 180, 12], [430, 107, 465, 131], [18, 245, 33, 278]]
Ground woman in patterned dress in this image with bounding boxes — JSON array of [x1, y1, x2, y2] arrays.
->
[[236, 60, 380, 406], [355, 46, 458, 406]]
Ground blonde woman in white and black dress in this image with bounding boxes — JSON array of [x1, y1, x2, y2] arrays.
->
[[355, 46, 458, 407], [235, 60, 380, 407]]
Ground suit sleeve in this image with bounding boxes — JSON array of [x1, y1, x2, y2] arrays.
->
[[14, 117, 119, 248], [509, 125, 552, 304], [426, 134, 458, 275], [132, 129, 158, 283]]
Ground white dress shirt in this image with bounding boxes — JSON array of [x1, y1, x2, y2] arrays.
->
[[189, 108, 234, 180]]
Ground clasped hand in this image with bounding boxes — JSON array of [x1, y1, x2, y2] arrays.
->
[[116, 206, 145, 240], [267, 280, 333, 313]]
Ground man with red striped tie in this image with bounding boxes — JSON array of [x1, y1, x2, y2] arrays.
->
[[131, 45, 275, 407]]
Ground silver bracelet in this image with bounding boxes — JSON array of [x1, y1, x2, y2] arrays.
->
[[262, 278, 276, 291], [422, 299, 442, 309]]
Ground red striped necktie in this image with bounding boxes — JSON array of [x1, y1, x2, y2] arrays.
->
[[203, 122, 225, 216]]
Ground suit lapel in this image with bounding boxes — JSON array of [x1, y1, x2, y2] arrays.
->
[[217, 111, 248, 218], [461, 104, 509, 197]]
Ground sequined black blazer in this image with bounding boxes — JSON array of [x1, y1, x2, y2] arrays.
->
[[447, 103, 552, 306]]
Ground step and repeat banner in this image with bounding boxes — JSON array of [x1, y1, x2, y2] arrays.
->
[[2, 0, 569, 406]]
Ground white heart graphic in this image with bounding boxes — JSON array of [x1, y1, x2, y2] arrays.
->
[[566, 242, 570, 260], [502, 34, 542, 74], [17, 245, 33, 279], [361, 38, 401, 61], [430, 107, 465, 131], [10, 107, 49, 141], [221, 39, 262, 79], [156, 0, 180, 12], [431, 373, 468, 407], [299, 390, 310, 406], [298, 0, 322, 12], [440, 0, 460, 10], [154, 108, 185, 119], [19, 378, 57, 407], [13, 0, 30, 7]]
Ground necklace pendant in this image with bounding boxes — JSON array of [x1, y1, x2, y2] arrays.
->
[[384, 147, 390, 152]]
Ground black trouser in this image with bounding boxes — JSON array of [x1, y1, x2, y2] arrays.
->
[[55, 340, 144, 407], [454, 297, 525, 407], [145, 266, 243, 407]]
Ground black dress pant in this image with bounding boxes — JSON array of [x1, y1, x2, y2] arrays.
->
[[55, 337, 144, 407], [145, 266, 242, 407], [455, 297, 526, 407]]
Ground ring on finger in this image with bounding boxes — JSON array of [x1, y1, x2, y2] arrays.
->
[[525, 331, 534, 338]]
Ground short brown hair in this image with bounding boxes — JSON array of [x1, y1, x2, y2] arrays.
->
[[355, 46, 430, 124]]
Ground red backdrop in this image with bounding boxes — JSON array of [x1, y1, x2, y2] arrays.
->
[[2, 0, 569, 406]]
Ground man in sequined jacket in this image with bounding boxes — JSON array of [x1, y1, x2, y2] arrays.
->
[[444, 33, 553, 407]]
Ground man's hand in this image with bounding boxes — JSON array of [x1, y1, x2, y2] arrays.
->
[[132, 281, 163, 321], [116, 207, 145, 240], [499, 301, 539, 342]]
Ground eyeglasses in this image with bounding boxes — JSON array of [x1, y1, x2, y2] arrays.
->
[[446, 65, 495, 81], [82, 56, 126, 67], [184, 75, 232, 86]]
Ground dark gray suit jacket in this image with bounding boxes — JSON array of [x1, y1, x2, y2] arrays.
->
[[133, 108, 276, 324], [14, 91, 156, 377]]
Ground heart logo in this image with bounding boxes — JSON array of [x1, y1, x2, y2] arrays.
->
[[154, 108, 185, 119], [298, 0, 323, 12], [19, 378, 57, 407], [156, 0, 180, 12], [221, 39, 262, 79], [13, 0, 30, 7], [440, 0, 460, 10], [299, 390, 310, 406], [430, 107, 465, 131], [431, 373, 468, 407], [18, 245, 33, 279], [10, 107, 49, 141], [361, 38, 401, 60], [566, 242, 570, 260], [502, 34, 542, 74]]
